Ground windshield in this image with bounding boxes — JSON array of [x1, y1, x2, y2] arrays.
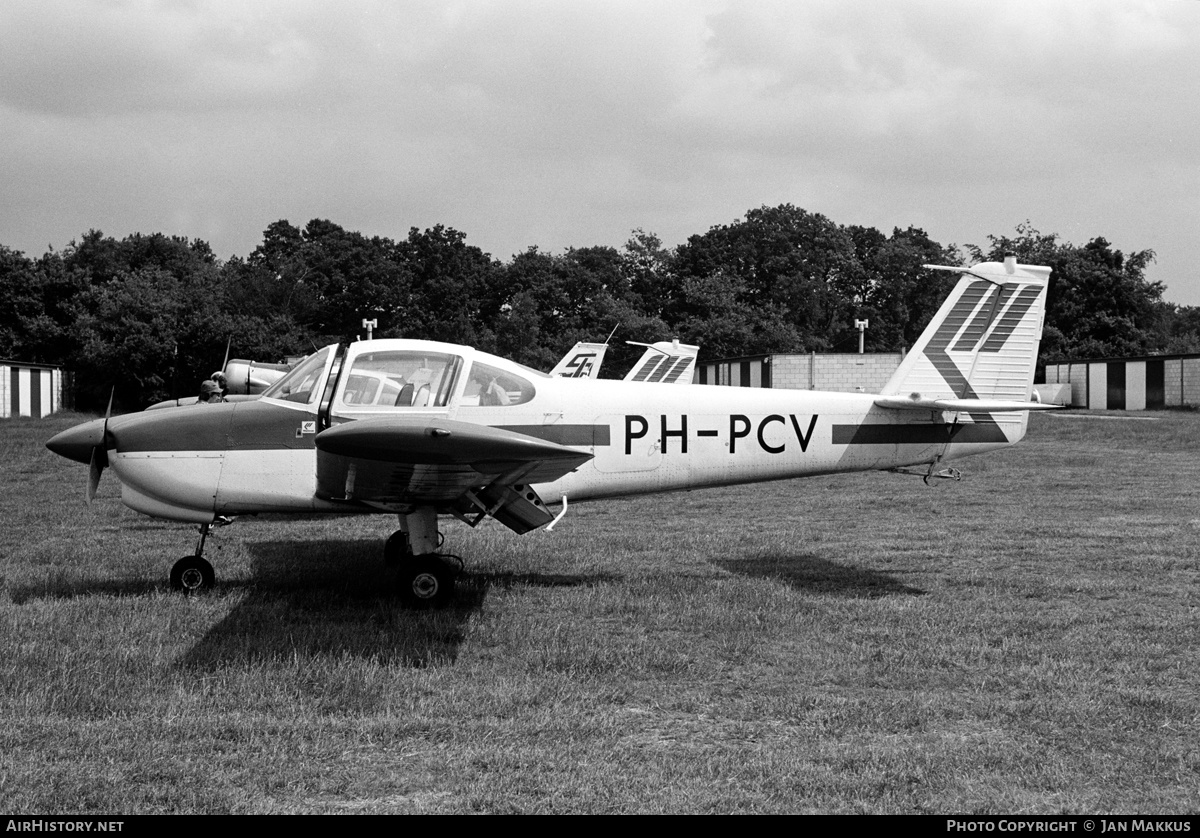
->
[[261, 347, 331, 405]]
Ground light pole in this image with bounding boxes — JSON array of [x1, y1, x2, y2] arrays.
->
[[854, 319, 868, 354]]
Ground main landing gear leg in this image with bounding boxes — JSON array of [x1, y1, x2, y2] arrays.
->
[[387, 507, 460, 608], [169, 521, 217, 595]]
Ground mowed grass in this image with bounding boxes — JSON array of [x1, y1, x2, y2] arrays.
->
[[1, 410, 1198, 814]]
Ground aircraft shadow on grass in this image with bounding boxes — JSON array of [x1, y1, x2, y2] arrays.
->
[[714, 553, 925, 598], [173, 538, 623, 670]]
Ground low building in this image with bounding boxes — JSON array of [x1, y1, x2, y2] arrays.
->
[[1042, 354, 1200, 410], [696, 352, 904, 392], [1, 360, 68, 418]]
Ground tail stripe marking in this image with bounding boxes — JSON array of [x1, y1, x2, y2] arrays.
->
[[661, 357, 692, 383], [980, 285, 1042, 353], [926, 280, 991, 400], [953, 284, 1011, 352], [630, 358, 659, 382]]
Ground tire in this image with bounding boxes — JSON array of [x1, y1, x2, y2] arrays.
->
[[397, 555, 456, 609], [170, 555, 215, 594]]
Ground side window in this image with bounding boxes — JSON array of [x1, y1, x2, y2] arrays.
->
[[462, 362, 535, 407], [338, 351, 460, 408]]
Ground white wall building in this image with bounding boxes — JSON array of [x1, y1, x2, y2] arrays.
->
[[696, 352, 904, 393], [1, 361, 67, 418]]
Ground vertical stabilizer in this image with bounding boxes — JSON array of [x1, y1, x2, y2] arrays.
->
[[550, 342, 608, 379], [880, 260, 1051, 402], [624, 340, 699, 384]]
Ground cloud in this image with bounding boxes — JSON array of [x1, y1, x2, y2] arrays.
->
[[1, 0, 1197, 299]]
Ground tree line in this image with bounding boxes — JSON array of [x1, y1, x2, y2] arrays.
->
[[0, 206, 1186, 410]]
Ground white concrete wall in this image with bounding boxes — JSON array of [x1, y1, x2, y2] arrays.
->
[[1126, 361, 1146, 411], [1088, 363, 1107, 410]]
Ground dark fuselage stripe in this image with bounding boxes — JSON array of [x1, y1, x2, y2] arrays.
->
[[832, 422, 1009, 445]]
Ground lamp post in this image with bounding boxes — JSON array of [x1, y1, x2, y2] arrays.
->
[[854, 319, 868, 354]]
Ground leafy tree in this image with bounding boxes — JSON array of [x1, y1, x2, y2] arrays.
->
[[670, 270, 804, 359], [73, 266, 225, 408], [970, 223, 1162, 361], [844, 225, 961, 351], [672, 205, 863, 351], [0, 246, 89, 363], [396, 225, 500, 350], [55, 231, 227, 408], [621, 229, 679, 318]]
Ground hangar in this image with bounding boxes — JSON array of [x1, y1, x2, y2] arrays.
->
[[1, 360, 67, 419], [1042, 354, 1200, 410]]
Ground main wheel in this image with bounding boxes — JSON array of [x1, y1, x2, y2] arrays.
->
[[397, 555, 457, 609], [170, 555, 215, 595]]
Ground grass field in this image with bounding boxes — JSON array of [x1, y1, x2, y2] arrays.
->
[[2, 410, 1198, 814]]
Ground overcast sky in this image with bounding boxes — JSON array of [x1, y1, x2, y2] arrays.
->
[[2, 0, 1198, 302]]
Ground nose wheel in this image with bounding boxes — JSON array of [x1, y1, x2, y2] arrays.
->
[[168, 520, 226, 595], [170, 555, 215, 594]]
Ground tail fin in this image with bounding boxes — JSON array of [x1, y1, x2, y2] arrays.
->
[[550, 342, 608, 379], [624, 339, 699, 384], [880, 259, 1051, 403]]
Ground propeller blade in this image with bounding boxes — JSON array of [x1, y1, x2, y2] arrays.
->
[[87, 446, 105, 504], [222, 337, 232, 371], [87, 388, 115, 505]]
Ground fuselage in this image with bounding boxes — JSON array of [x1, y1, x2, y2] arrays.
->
[[47, 338, 1027, 524]]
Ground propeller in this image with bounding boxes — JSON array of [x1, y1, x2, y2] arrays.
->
[[86, 388, 114, 504]]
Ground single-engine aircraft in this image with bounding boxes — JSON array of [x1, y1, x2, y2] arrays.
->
[[47, 258, 1056, 606]]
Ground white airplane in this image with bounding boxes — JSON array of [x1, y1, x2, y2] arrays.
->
[[47, 258, 1056, 606]]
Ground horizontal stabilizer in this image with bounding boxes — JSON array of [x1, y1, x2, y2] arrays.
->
[[874, 395, 1061, 413]]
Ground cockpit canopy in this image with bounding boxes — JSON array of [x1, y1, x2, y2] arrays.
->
[[260, 341, 540, 413]]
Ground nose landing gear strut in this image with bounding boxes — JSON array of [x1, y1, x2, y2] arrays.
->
[[168, 517, 233, 594]]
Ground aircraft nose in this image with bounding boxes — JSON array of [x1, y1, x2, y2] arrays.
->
[[46, 418, 108, 464]]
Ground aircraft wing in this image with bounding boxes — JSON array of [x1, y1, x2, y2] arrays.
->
[[314, 417, 593, 533], [874, 395, 1061, 412]]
